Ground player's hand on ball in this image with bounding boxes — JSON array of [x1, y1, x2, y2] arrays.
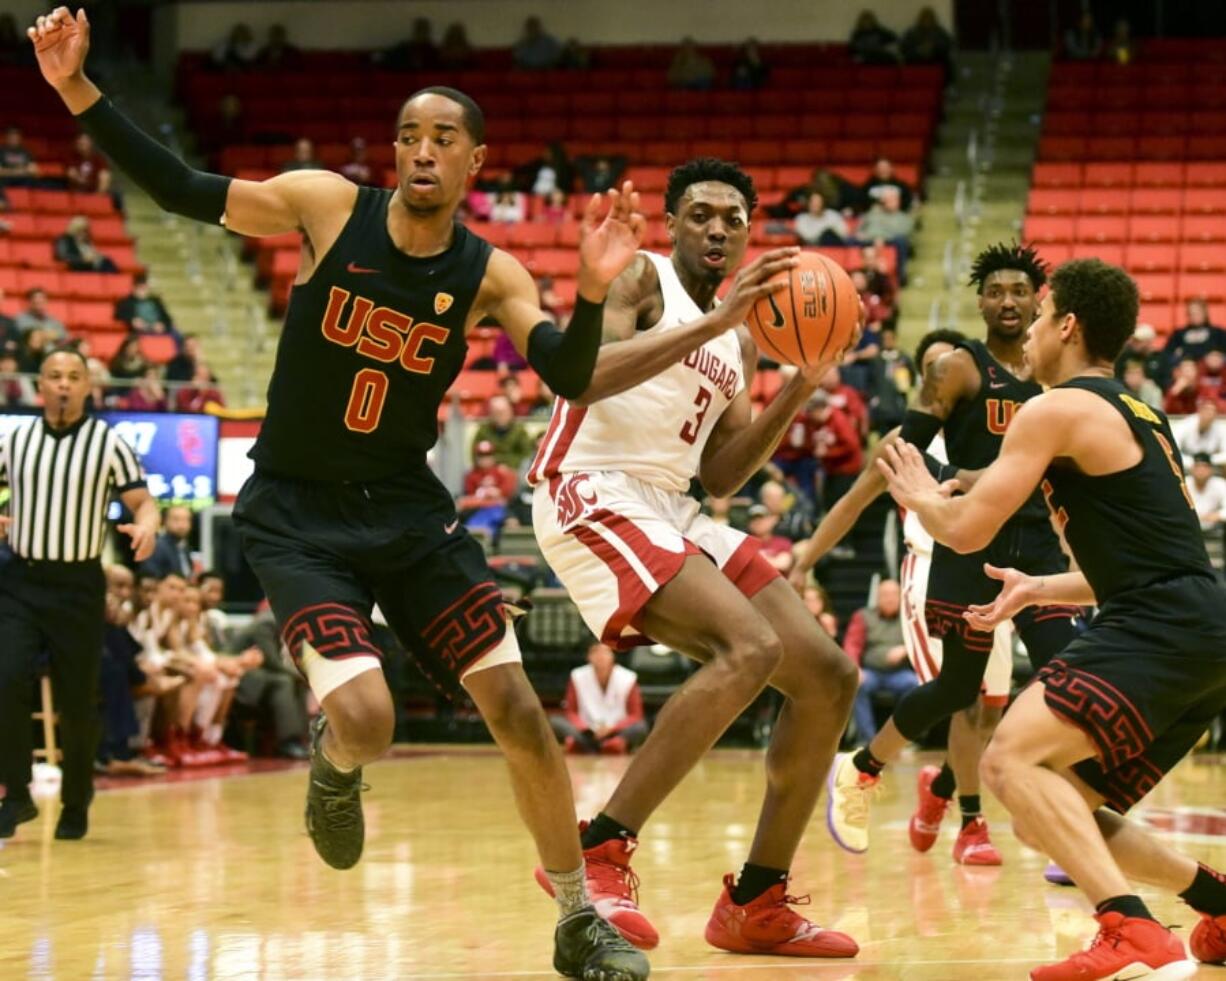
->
[[964, 564, 1034, 631], [577, 180, 646, 299], [27, 7, 90, 89], [718, 247, 799, 325]]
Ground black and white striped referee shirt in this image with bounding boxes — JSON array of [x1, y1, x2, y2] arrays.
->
[[0, 415, 146, 562]]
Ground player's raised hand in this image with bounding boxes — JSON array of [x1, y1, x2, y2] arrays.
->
[[27, 7, 90, 90], [964, 563, 1035, 631], [577, 180, 647, 299], [716, 247, 799, 325], [875, 440, 954, 508]]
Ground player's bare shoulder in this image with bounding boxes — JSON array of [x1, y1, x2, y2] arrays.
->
[[916, 345, 979, 417], [606, 252, 662, 336]]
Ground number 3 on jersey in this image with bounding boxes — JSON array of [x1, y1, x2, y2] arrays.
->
[[679, 386, 714, 445], [344, 367, 389, 433]]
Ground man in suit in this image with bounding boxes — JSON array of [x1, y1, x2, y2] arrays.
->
[[140, 505, 193, 579]]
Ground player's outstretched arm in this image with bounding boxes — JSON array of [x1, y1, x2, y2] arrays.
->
[[963, 565, 1096, 631], [878, 397, 1065, 554], [29, 7, 347, 238]]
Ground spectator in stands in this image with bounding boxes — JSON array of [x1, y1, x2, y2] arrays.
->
[[579, 156, 621, 194], [527, 378, 554, 418], [210, 93, 247, 149], [499, 373, 531, 416], [850, 11, 900, 65], [668, 37, 716, 89], [820, 363, 870, 439], [471, 394, 535, 469], [538, 189, 570, 225], [76, 337, 111, 410], [339, 138, 374, 186], [0, 126, 38, 186], [202, 578, 309, 759], [523, 142, 574, 197], [773, 408, 821, 505], [1167, 299, 1226, 372], [1201, 349, 1226, 404], [558, 37, 591, 70], [731, 38, 770, 89], [108, 333, 148, 384], [376, 17, 436, 71], [900, 6, 953, 74], [165, 333, 200, 383], [1187, 452, 1226, 535], [0, 349, 35, 406], [536, 275, 566, 321], [142, 504, 194, 580], [1120, 356, 1163, 411], [176, 361, 224, 413], [257, 24, 300, 69], [774, 167, 859, 220], [210, 23, 259, 71], [551, 642, 648, 755], [1175, 398, 1226, 466], [811, 388, 865, 511], [0, 289, 17, 349], [438, 22, 474, 70], [1105, 18, 1135, 65], [490, 183, 526, 224], [125, 365, 168, 412], [759, 479, 813, 542], [66, 133, 112, 195], [17, 327, 49, 373], [746, 504, 795, 573], [512, 16, 562, 70], [794, 192, 849, 246], [703, 495, 733, 527], [1116, 322, 1166, 387], [861, 243, 898, 302], [462, 438, 518, 534], [280, 137, 322, 173], [1165, 357, 1203, 416], [15, 287, 67, 341], [856, 187, 915, 284], [802, 584, 840, 637], [862, 157, 914, 212], [1064, 11, 1103, 60], [845, 579, 917, 741], [115, 272, 178, 341], [842, 309, 882, 396], [54, 215, 118, 273], [490, 330, 529, 373]]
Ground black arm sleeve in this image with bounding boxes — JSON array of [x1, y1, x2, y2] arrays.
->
[[899, 409, 943, 449], [75, 97, 232, 224], [526, 295, 604, 400], [923, 452, 951, 482]]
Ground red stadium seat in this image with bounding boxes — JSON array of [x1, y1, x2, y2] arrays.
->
[[1085, 138, 1135, 161], [1137, 136, 1187, 160], [1185, 163, 1226, 187], [1128, 216, 1179, 243], [1083, 162, 1134, 187], [1188, 136, 1226, 157], [69, 193, 113, 215], [1095, 112, 1134, 136], [623, 167, 670, 192], [1126, 188, 1183, 214], [507, 224, 558, 249], [1028, 189, 1081, 215], [17, 269, 61, 294], [524, 249, 579, 278], [1036, 243, 1073, 265], [1132, 162, 1185, 186], [1044, 112, 1089, 135], [450, 371, 500, 403], [67, 300, 119, 330], [1023, 216, 1074, 244], [139, 335, 177, 363], [27, 190, 73, 213], [1181, 188, 1226, 214], [1180, 244, 1226, 273], [1132, 273, 1176, 303], [1181, 215, 1226, 242], [1137, 303, 1176, 335], [1032, 163, 1082, 188], [11, 241, 56, 268], [1178, 273, 1226, 302], [1124, 245, 1177, 272], [1080, 188, 1129, 215], [1070, 242, 1125, 266], [1075, 216, 1128, 243]]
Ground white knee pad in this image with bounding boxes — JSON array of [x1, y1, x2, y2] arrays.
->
[[300, 640, 382, 702], [460, 626, 523, 683]]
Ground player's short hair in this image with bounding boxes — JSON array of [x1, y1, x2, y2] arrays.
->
[[968, 241, 1048, 294], [665, 158, 758, 216], [914, 328, 966, 376], [198, 570, 224, 585], [39, 345, 88, 372], [402, 86, 485, 144], [1049, 258, 1139, 363]]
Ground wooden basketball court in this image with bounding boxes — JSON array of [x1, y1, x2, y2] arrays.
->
[[2, 749, 1224, 979]]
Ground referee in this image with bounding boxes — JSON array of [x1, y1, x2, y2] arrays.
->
[[0, 349, 158, 841]]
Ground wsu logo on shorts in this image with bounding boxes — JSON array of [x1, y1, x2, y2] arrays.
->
[[554, 474, 598, 528]]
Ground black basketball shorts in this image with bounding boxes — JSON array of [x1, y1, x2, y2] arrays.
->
[[233, 467, 513, 699], [1035, 575, 1226, 813]]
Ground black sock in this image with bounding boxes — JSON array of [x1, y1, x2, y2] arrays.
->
[[852, 746, 886, 777], [730, 863, 789, 905], [1180, 863, 1226, 917], [958, 794, 982, 828], [581, 812, 638, 850], [1096, 895, 1155, 922], [930, 762, 956, 800]]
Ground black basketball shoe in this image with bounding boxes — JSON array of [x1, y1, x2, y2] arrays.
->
[[304, 714, 366, 869], [554, 907, 651, 980], [0, 796, 38, 838]]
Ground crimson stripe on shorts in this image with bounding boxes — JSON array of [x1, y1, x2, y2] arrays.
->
[[538, 402, 588, 482], [569, 522, 654, 647], [526, 399, 565, 484]]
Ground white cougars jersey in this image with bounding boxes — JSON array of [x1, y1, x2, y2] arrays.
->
[[902, 432, 946, 558], [526, 250, 745, 493]]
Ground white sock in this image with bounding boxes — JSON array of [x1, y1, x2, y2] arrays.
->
[[546, 864, 592, 919]]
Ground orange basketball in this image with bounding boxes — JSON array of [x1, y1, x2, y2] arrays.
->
[[746, 252, 860, 367]]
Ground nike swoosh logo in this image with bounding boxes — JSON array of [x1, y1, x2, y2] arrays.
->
[[766, 293, 786, 328], [443, 519, 459, 534], [347, 261, 379, 274], [989, 382, 1008, 389]]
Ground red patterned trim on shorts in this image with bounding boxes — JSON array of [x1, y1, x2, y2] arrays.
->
[[721, 537, 780, 599]]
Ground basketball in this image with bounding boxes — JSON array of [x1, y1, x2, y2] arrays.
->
[[746, 252, 861, 367]]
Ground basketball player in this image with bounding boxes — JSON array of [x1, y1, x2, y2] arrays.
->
[[821, 243, 1083, 856], [793, 326, 1013, 865], [22, 8, 808, 976], [529, 158, 861, 958], [878, 258, 1226, 981]]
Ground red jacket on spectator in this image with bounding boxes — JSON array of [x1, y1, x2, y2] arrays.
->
[[842, 609, 869, 667], [826, 381, 869, 437], [815, 406, 863, 476], [176, 385, 224, 413], [1164, 385, 1200, 416], [774, 412, 818, 464], [464, 463, 518, 501]]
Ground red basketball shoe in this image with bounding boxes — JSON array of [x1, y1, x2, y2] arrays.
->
[[1190, 912, 1226, 965], [1030, 912, 1195, 981], [704, 873, 859, 957], [952, 817, 1002, 866], [534, 824, 659, 950], [908, 765, 950, 853]]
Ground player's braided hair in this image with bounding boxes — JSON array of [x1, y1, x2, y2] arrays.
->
[[967, 241, 1048, 294], [1050, 258, 1139, 363], [914, 328, 966, 377], [664, 158, 758, 216]]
